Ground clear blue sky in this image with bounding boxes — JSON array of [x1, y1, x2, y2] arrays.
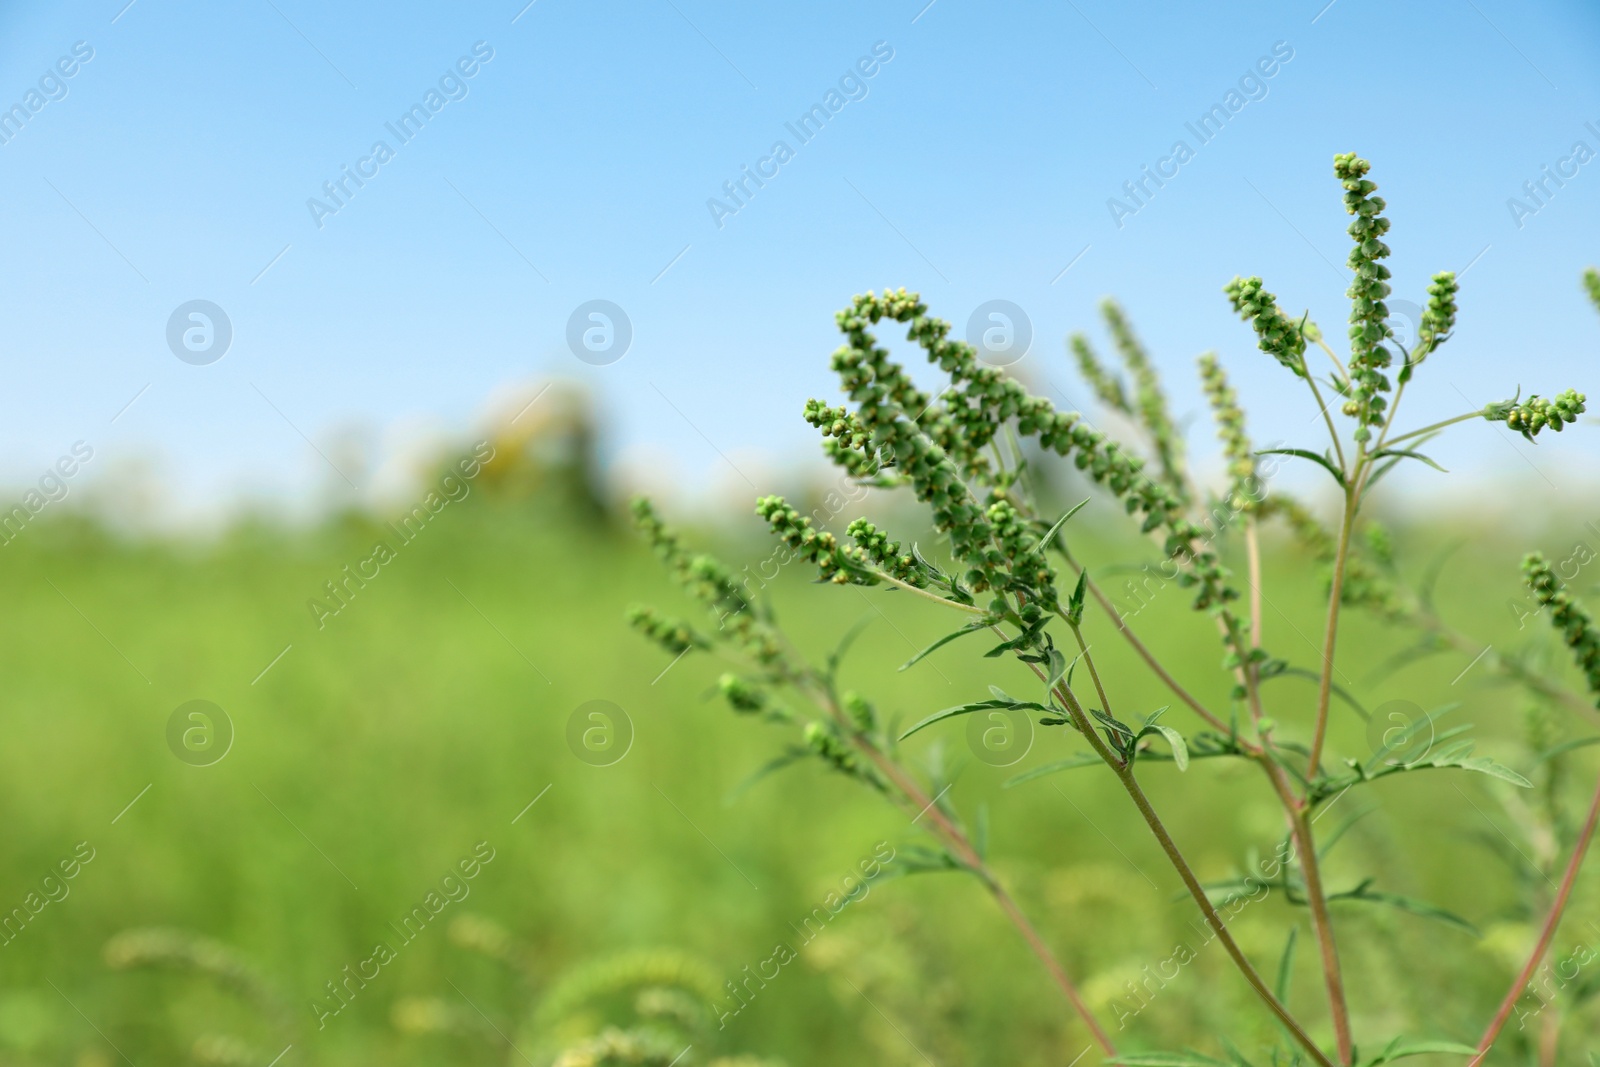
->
[[1, 0, 1597, 520]]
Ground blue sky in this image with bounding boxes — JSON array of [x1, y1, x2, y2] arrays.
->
[[1, 0, 1597, 520]]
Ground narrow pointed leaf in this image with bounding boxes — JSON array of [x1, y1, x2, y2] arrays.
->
[[898, 622, 986, 672], [1256, 447, 1346, 488], [1038, 498, 1091, 553], [1002, 752, 1103, 787]]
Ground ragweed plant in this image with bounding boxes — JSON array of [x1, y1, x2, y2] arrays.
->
[[629, 155, 1598, 1065]]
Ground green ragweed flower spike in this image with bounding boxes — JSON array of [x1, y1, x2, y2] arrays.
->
[[1414, 271, 1458, 364], [627, 605, 708, 656], [803, 398, 871, 450], [1068, 333, 1131, 415], [803, 398, 895, 482], [755, 495, 851, 583], [1333, 153, 1395, 439], [1585, 267, 1600, 315], [1100, 299, 1188, 501], [1488, 389, 1587, 440], [841, 691, 878, 733], [718, 673, 775, 715], [1198, 352, 1258, 512], [844, 518, 927, 587], [630, 497, 785, 666], [1522, 552, 1600, 702], [1225, 276, 1308, 378]]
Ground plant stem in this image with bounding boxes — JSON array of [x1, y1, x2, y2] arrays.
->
[[866, 741, 1116, 1055], [1246, 518, 1264, 652], [1300, 478, 1358, 1064], [1115, 754, 1336, 1067], [1473, 769, 1600, 1063], [1068, 623, 1115, 719], [1052, 549, 1237, 740], [871, 570, 989, 615], [1383, 409, 1484, 448], [1293, 809, 1352, 1063], [1041, 676, 1335, 1067], [1307, 489, 1356, 778], [808, 678, 1117, 1056], [1304, 374, 1349, 474], [1313, 336, 1351, 388]]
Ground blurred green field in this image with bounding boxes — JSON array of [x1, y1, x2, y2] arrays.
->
[[1, 461, 1597, 1066]]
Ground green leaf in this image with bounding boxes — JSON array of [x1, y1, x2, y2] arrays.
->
[[723, 749, 809, 804], [1440, 755, 1532, 788], [1045, 646, 1069, 690], [879, 844, 963, 879], [1037, 498, 1091, 554], [1260, 666, 1370, 722], [1001, 752, 1103, 788], [1362, 1039, 1479, 1065], [825, 614, 875, 680], [1317, 807, 1376, 858], [1330, 882, 1480, 937], [1138, 724, 1189, 770], [1256, 447, 1346, 488], [1067, 569, 1088, 626], [1362, 704, 1458, 774], [1536, 735, 1600, 764], [1369, 447, 1449, 474], [897, 622, 986, 672], [1111, 1054, 1231, 1067], [1274, 926, 1298, 1003], [1090, 707, 1136, 743], [897, 698, 1048, 741]]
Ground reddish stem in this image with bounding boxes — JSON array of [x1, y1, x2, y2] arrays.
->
[[1474, 771, 1600, 1062]]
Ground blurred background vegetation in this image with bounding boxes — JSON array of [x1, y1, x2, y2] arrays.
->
[[2, 385, 1598, 1067]]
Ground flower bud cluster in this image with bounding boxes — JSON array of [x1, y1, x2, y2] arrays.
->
[[754, 495, 849, 583], [833, 290, 1235, 613], [1523, 552, 1600, 702], [630, 497, 783, 665], [1334, 153, 1394, 439], [718, 673, 791, 720], [1415, 271, 1458, 360], [626, 605, 708, 656], [803, 720, 860, 774], [844, 518, 926, 587], [1102, 298, 1187, 500], [1494, 390, 1586, 440], [1068, 334, 1131, 415], [1225, 276, 1308, 378], [1198, 353, 1257, 513]]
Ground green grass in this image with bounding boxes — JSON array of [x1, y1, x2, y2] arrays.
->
[[0, 493, 1594, 1066]]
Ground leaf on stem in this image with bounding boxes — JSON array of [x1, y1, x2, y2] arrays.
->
[[897, 697, 1050, 741], [1274, 926, 1298, 1004], [1359, 1038, 1479, 1065], [1067, 569, 1088, 627], [1535, 735, 1600, 764], [1328, 880, 1480, 936], [1001, 752, 1103, 788], [1256, 448, 1346, 488], [1037, 497, 1091, 555], [898, 621, 988, 672], [1136, 723, 1189, 771]]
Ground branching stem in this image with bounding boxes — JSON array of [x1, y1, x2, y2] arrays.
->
[[1473, 769, 1600, 1063]]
